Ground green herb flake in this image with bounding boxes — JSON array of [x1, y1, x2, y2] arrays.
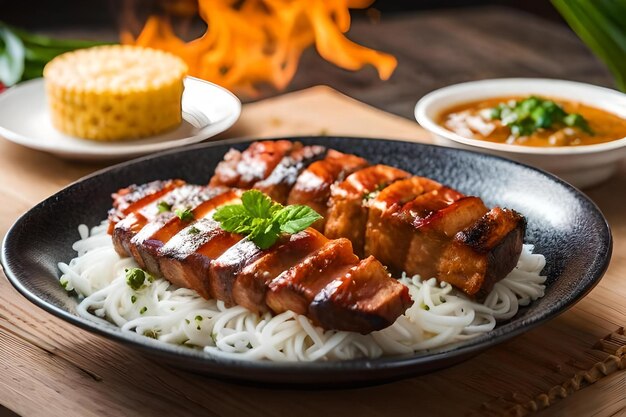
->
[[213, 190, 322, 249], [139, 306, 147, 314], [157, 201, 172, 213], [131, 295, 137, 304], [175, 207, 194, 222], [185, 319, 190, 325], [143, 329, 160, 339], [126, 268, 149, 290], [188, 226, 201, 235], [195, 315, 203, 321]]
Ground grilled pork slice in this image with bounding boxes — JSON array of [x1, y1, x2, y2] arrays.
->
[[402, 194, 488, 279], [365, 177, 443, 271], [266, 238, 358, 315], [232, 229, 328, 313], [287, 149, 369, 228], [438, 208, 526, 299], [128, 189, 240, 276], [310, 256, 413, 333], [111, 184, 212, 259], [210, 239, 265, 305], [253, 144, 326, 204], [108, 179, 186, 233], [325, 165, 411, 257], [158, 218, 242, 298], [209, 140, 294, 188]]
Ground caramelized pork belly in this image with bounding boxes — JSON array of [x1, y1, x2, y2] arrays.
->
[[158, 218, 242, 298], [438, 208, 526, 299], [266, 238, 358, 315], [129, 189, 240, 276], [209, 140, 294, 188], [210, 239, 265, 305], [107, 179, 185, 232], [253, 144, 326, 204], [402, 194, 488, 279], [232, 229, 328, 313], [365, 177, 442, 271], [111, 184, 214, 259], [287, 150, 369, 227], [310, 256, 413, 333], [325, 165, 410, 256]]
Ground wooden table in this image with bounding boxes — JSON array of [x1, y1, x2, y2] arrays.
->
[[1, 6, 625, 417]]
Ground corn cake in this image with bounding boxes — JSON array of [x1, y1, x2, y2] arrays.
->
[[44, 45, 187, 141]]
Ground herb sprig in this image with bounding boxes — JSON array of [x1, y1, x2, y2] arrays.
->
[[213, 190, 322, 249], [489, 96, 593, 137]]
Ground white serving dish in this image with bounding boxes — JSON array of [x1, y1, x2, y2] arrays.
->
[[0, 76, 241, 161], [415, 78, 626, 188]]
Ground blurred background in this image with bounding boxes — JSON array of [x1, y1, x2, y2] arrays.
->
[[0, 0, 564, 28], [0, 0, 616, 119]]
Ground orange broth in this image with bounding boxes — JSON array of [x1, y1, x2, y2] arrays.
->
[[439, 96, 626, 147]]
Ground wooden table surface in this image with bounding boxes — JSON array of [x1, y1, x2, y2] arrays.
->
[[1, 6, 625, 417]]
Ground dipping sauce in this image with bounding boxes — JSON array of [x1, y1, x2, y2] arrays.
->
[[439, 96, 626, 147]]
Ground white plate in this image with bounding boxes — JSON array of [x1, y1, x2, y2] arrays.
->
[[0, 77, 241, 160]]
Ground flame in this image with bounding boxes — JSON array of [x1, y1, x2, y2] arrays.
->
[[122, 0, 397, 95]]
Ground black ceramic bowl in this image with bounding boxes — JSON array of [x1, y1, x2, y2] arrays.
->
[[1, 137, 612, 387]]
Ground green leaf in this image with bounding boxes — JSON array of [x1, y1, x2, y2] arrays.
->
[[241, 189, 277, 218], [212, 190, 322, 250], [248, 220, 281, 249], [552, 0, 626, 92], [274, 205, 322, 234], [0, 24, 25, 86], [213, 204, 252, 233]]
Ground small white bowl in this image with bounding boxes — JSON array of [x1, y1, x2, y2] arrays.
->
[[415, 78, 626, 188]]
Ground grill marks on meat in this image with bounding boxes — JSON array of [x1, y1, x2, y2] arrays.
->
[[159, 218, 243, 298], [209, 140, 294, 188], [365, 177, 443, 272], [130, 188, 238, 277], [325, 165, 411, 257], [266, 238, 358, 316], [439, 208, 526, 299], [310, 256, 413, 333], [403, 195, 488, 280], [287, 149, 369, 228], [232, 229, 328, 314], [111, 183, 205, 259], [208, 141, 526, 299], [364, 174, 523, 297], [111, 179, 412, 333], [108, 179, 186, 233], [108, 140, 528, 333], [253, 143, 327, 204]]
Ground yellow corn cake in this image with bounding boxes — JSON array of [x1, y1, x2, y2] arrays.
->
[[44, 45, 188, 141]]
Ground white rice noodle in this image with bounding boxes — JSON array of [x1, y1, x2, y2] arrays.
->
[[59, 221, 546, 362]]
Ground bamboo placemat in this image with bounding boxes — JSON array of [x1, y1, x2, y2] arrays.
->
[[0, 86, 624, 416]]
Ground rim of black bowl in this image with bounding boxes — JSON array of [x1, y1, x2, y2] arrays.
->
[[1, 136, 613, 384]]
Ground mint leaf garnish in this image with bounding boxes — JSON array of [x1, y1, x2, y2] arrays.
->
[[213, 190, 322, 249]]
